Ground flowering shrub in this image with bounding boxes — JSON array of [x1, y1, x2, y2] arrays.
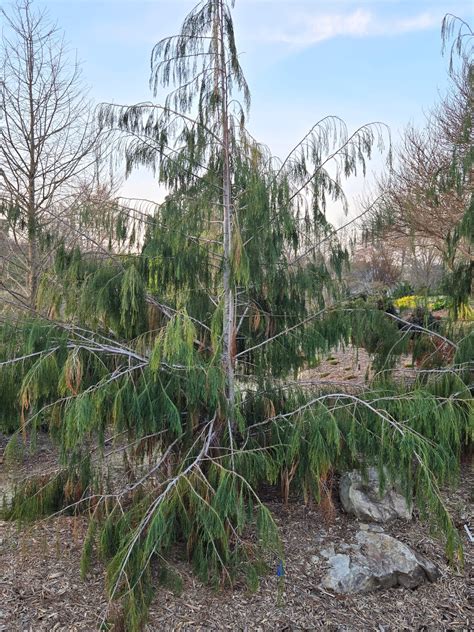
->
[[394, 295, 447, 311], [394, 295, 473, 320]]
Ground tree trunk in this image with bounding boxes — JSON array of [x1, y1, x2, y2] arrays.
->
[[218, 0, 236, 430], [27, 21, 38, 309]]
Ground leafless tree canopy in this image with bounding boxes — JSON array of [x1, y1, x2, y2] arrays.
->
[[0, 0, 100, 308], [366, 57, 472, 274]]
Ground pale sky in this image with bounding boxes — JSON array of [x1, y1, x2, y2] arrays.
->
[[7, 0, 472, 223]]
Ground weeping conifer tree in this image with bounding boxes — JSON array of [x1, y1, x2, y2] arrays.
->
[[1, 2, 473, 630]]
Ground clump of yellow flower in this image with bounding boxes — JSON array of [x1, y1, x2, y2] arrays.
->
[[393, 295, 473, 320], [393, 295, 440, 310], [393, 295, 419, 310]]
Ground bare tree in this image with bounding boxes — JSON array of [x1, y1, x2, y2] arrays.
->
[[0, 0, 100, 308], [367, 58, 472, 270], [346, 241, 402, 295]]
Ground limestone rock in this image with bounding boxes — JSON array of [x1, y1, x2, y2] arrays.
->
[[339, 468, 412, 522], [322, 531, 440, 594]]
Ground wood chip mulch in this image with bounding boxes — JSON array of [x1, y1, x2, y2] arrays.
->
[[1, 462, 472, 632], [0, 347, 472, 631]]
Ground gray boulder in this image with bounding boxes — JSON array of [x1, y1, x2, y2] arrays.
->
[[339, 468, 412, 522], [322, 530, 440, 594]]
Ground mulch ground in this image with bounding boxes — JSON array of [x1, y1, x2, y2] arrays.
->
[[0, 347, 472, 631], [299, 347, 417, 390], [1, 463, 472, 631]]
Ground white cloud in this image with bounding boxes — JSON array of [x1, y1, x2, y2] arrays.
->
[[271, 9, 372, 45], [262, 8, 439, 48], [396, 12, 438, 33]]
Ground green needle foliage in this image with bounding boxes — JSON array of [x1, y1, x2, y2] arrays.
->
[[440, 16, 473, 317], [0, 2, 472, 630]]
